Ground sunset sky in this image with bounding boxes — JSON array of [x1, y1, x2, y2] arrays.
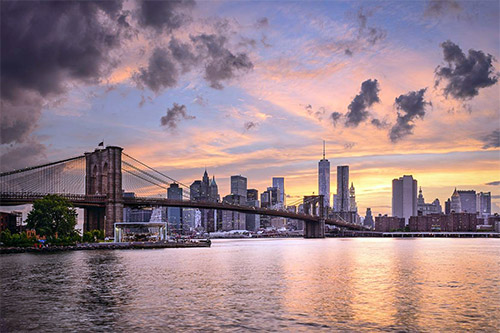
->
[[1, 0, 499, 216]]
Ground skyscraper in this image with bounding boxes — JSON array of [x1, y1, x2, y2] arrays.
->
[[349, 182, 357, 212], [364, 208, 374, 229], [477, 192, 491, 217], [230, 175, 247, 198], [458, 190, 476, 213], [167, 183, 183, 233], [318, 141, 330, 209], [272, 177, 285, 205], [336, 165, 349, 212], [392, 175, 417, 224], [450, 188, 461, 212]]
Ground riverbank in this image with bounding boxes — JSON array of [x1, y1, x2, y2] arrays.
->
[[0, 240, 211, 254]]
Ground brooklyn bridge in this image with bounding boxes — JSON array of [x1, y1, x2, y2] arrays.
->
[[0, 146, 366, 238]]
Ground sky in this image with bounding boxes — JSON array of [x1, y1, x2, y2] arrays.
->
[[1, 0, 499, 216]]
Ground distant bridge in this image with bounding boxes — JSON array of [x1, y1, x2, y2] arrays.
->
[[0, 146, 365, 238]]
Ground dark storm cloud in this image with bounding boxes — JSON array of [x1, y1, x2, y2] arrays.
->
[[191, 34, 253, 90], [389, 89, 430, 142], [480, 130, 500, 149], [160, 103, 195, 129], [0, 142, 47, 172], [0, 0, 128, 147], [424, 0, 462, 17], [136, 0, 195, 33], [134, 48, 179, 93], [371, 118, 389, 129], [485, 181, 500, 186], [345, 79, 380, 127], [244, 122, 258, 131], [435, 41, 499, 100], [168, 38, 198, 73], [330, 112, 342, 127]]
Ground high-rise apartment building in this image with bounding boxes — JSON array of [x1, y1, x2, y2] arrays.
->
[[336, 166, 349, 212], [272, 177, 285, 205], [392, 175, 417, 224], [318, 141, 330, 209]]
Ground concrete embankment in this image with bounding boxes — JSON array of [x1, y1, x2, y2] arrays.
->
[[0, 240, 211, 254]]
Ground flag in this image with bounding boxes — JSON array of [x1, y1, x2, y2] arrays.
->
[[98, 141, 104, 147]]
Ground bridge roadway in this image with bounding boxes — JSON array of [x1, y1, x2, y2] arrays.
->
[[0, 192, 365, 230]]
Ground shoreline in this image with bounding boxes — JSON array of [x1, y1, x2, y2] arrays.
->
[[0, 240, 211, 254]]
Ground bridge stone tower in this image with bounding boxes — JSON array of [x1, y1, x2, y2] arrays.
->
[[303, 195, 325, 238], [84, 146, 123, 238]]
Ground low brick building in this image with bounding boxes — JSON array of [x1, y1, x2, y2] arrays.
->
[[375, 216, 405, 232]]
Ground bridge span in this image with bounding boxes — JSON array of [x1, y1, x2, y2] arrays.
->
[[0, 146, 366, 238]]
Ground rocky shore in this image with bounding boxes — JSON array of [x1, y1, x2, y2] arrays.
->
[[0, 240, 211, 254]]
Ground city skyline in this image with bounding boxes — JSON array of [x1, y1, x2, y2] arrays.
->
[[1, 0, 499, 216]]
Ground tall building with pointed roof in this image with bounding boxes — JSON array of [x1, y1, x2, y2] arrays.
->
[[318, 140, 330, 209], [349, 182, 357, 212], [450, 188, 462, 213]]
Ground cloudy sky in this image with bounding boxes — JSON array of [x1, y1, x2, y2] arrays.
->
[[1, 0, 499, 216]]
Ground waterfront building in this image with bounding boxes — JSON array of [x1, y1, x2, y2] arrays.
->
[[0, 211, 22, 233], [364, 208, 374, 229], [336, 166, 350, 212], [167, 183, 183, 233], [477, 192, 492, 217], [416, 187, 442, 215], [392, 175, 417, 224], [272, 177, 285, 205], [318, 141, 330, 209], [409, 213, 478, 232], [375, 215, 405, 232]]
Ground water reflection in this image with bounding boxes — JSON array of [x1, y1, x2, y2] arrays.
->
[[77, 251, 133, 330], [1, 239, 499, 332]]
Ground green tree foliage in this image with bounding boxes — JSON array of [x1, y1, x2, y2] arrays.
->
[[26, 194, 78, 238], [0, 230, 36, 247], [83, 229, 105, 243]]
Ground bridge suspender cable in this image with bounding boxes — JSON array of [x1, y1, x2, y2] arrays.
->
[[0, 155, 85, 177], [122, 152, 192, 191]]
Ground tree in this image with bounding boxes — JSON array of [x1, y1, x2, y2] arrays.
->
[[26, 194, 78, 239]]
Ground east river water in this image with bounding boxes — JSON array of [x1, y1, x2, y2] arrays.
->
[[1, 238, 499, 332]]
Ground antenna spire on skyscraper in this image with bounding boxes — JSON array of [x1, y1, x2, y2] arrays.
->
[[323, 140, 325, 159]]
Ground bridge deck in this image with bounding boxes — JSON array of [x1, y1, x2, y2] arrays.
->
[[0, 193, 366, 230]]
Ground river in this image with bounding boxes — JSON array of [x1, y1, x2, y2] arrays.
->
[[1, 238, 499, 332]]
